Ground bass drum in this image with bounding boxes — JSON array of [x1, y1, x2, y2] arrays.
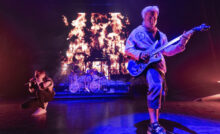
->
[[89, 80, 101, 93], [88, 74, 101, 92], [69, 81, 81, 93]]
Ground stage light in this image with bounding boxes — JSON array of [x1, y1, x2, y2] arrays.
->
[[217, 81, 220, 83]]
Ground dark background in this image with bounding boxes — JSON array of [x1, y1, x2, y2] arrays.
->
[[0, 0, 219, 99]]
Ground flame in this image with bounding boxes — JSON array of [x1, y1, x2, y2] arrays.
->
[[61, 63, 68, 74], [62, 15, 69, 26], [61, 12, 130, 77]]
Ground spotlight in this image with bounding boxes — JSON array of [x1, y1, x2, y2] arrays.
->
[[217, 81, 220, 83]]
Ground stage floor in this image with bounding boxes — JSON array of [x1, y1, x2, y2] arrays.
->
[[0, 98, 220, 134]]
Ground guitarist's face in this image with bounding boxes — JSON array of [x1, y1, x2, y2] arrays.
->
[[144, 11, 158, 31]]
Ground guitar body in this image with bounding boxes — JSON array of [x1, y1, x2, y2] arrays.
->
[[127, 24, 210, 77], [127, 24, 210, 76], [127, 42, 162, 77]]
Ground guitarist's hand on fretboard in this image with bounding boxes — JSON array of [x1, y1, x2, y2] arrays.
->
[[179, 31, 193, 48]]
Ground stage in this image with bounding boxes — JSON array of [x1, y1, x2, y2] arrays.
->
[[0, 0, 220, 134], [0, 98, 220, 134]]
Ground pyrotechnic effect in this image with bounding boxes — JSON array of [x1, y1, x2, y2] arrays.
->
[[61, 13, 130, 77]]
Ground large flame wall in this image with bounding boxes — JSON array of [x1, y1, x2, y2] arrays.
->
[[61, 13, 130, 77]]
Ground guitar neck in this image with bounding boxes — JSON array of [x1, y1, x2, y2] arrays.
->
[[151, 29, 194, 55]]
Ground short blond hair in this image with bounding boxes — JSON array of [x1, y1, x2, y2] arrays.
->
[[141, 6, 159, 19]]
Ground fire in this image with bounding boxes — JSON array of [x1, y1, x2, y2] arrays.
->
[[62, 15, 69, 26], [61, 12, 130, 77]]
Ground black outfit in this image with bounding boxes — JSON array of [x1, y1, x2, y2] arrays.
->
[[21, 78, 55, 109]]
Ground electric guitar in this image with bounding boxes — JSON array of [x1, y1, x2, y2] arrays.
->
[[127, 24, 210, 77]]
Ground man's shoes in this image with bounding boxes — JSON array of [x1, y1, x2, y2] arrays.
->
[[147, 122, 166, 134]]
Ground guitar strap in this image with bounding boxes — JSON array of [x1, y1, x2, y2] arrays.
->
[[146, 30, 161, 49]]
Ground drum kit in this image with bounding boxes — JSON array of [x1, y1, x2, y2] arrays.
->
[[68, 69, 108, 93]]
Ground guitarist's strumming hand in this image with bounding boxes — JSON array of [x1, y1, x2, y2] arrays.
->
[[179, 31, 193, 48], [140, 51, 150, 62]]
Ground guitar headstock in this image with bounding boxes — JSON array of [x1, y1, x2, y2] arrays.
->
[[192, 23, 210, 32]]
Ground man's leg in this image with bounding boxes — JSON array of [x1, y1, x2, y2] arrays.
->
[[146, 68, 166, 134], [32, 91, 50, 116], [21, 98, 41, 109], [148, 108, 159, 123], [146, 68, 163, 122], [36, 90, 47, 109], [44, 102, 48, 109]]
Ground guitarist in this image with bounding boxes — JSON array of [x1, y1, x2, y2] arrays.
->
[[125, 6, 192, 134], [21, 69, 55, 116]]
